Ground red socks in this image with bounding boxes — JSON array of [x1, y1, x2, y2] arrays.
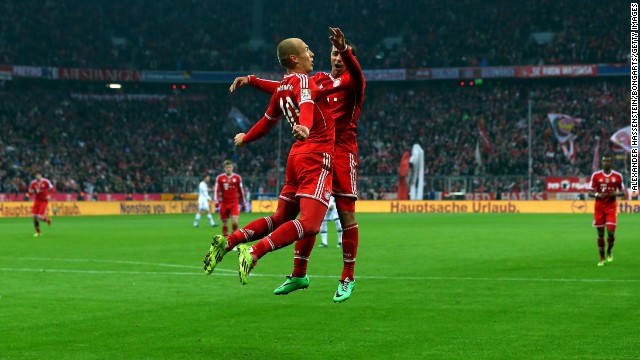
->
[[226, 198, 299, 251], [292, 236, 316, 277], [341, 223, 359, 280], [251, 198, 326, 260]]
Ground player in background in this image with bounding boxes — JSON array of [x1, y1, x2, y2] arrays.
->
[[318, 196, 343, 248], [229, 28, 364, 302], [203, 37, 335, 289], [28, 171, 55, 237], [214, 160, 246, 237], [194, 174, 217, 228], [587, 154, 626, 266]]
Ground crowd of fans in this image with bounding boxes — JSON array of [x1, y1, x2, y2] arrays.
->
[[0, 77, 629, 198], [0, 0, 629, 72]]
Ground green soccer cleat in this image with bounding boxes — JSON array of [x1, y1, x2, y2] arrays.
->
[[333, 278, 356, 303], [203, 235, 228, 274], [597, 260, 606, 267], [606, 254, 614, 263], [238, 244, 254, 285], [273, 275, 310, 295]]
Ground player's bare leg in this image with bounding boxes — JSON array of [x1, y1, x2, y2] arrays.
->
[[596, 227, 606, 266], [33, 215, 41, 237], [606, 228, 616, 263]]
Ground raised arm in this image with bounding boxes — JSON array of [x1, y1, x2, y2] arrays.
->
[[329, 27, 365, 91], [229, 75, 279, 95]]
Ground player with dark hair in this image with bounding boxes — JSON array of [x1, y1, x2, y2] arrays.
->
[[203, 37, 335, 288], [194, 174, 217, 228], [28, 171, 55, 237], [214, 160, 246, 236], [229, 27, 365, 302], [588, 154, 626, 266]]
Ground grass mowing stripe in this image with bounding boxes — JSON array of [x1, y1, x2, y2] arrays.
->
[[1, 212, 639, 360], [2, 264, 639, 283]]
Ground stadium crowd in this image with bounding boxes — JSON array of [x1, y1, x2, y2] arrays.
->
[[0, 77, 629, 197], [0, 0, 628, 71]]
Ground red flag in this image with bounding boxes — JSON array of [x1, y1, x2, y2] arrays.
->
[[610, 126, 631, 153]]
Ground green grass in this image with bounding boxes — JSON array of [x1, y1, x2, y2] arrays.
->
[[1, 213, 639, 359]]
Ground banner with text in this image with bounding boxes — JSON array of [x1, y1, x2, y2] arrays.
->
[[545, 177, 591, 192]]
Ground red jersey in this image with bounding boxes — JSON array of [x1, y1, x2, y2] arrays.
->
[[589, 170, 625, 212], [214, 173, 245, 206], [243, 73, 334, 156], [313, 48, 365, 155], [29, 178, 55, 202], [249, 48, 365, 155]]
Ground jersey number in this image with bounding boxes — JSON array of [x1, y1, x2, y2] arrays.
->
[[279, 96, 299, 128]]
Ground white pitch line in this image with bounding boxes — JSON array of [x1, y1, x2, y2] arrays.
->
[[0, 267, 638, 283]]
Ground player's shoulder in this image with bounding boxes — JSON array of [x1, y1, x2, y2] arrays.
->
[[313, 72, 331, 80], [611, 170, 624, 178]]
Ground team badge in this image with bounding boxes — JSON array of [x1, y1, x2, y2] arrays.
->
[[333, 78, 341, 87], [324, 190, 331, 200], [301, 89, 311, 101]]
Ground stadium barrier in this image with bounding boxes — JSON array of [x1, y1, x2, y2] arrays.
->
[[252, 200, 640, 215], [2, 200, 640, 218]]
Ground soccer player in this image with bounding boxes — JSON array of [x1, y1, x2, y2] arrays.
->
[[588, 154, 626, 266], [229, 28, 364, 302], [214, 160, 246, 236], [194, 174, 217, 228], [28, 171, 55, 237], [318, 196, 343, 248], [203, 37, 335, 289]]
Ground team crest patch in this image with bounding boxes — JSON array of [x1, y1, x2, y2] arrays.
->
[[333, 78, 341, 87], [301, 89, 311, 101], [324, 190, 331, 200]]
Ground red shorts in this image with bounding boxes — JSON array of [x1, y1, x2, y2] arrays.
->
[[280, 152, 333, 206], [32, 201, 48, 216], [219, 203, 240, 220], [593, 207, 617, 231], [332, 151, 358, 199]]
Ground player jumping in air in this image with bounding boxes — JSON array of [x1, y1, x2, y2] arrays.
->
[[227, 27, 365, 302]]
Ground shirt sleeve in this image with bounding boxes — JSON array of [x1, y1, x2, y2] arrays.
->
[[340, 47, 365, 93], [248, 75, 280, 95], [295, 75, 314, 129]]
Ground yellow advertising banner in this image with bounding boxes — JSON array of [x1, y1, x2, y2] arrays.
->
[[251, 200, 640, 215], [2, 200, 640, 218], [0, 200, 205, 218]]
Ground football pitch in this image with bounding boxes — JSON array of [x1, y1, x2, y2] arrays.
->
[[1, 213, 639, 359]]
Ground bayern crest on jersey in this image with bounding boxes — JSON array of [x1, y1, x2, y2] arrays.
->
[[333, 78, 341, 87], [324, 190, 331, 200]]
